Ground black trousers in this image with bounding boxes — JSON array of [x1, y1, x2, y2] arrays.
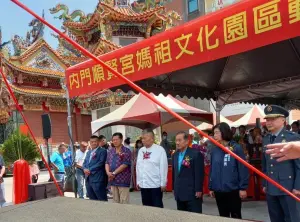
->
[[141, 188, 163, 208], [177, 198, 202, 213], [214, 190, 242, 219]]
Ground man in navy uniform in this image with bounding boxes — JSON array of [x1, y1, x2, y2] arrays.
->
[[262, 105, 300, 222]]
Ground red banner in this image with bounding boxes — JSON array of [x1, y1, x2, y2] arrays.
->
[[66, 0, 300, 97]]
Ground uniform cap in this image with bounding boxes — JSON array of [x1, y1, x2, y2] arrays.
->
[[264, 105, 289, 118]]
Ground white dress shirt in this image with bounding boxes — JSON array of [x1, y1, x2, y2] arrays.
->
[[75, 149, 87, 167], [136, 144, 168, 188]]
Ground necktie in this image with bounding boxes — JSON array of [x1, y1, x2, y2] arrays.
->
[[270, 135, 276, 143]]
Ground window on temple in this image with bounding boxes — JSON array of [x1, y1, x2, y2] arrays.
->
[[188, 0, 198, 13], [119, 38, 137, 47]]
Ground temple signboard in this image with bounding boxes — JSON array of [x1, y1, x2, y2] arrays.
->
[[66, 0, 300, 97]]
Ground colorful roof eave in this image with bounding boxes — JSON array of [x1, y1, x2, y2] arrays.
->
[[91, 38, 121, 56], [9, 38, 69, 67], [10, 84, 65, 97], [61, 56, 88, 63], [63, 3, 165, 31], [100, 38, 121, 49], [4, 59, 65, 78], [52, 33, 84, 58]]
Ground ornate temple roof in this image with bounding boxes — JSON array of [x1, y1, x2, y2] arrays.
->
[[11, 84, 65, 97], [62, 3, 165, 31], [2, 37, 66, 78], [0, 17, 67, 106], [9, 38, 68, 67], [60, 55, 88, 64], [53, 33, 121, 58], [4, 59, 64, 78], [90, 37, 121, 56], [0, 1, 181, 114], [49, 1, 181, 52]]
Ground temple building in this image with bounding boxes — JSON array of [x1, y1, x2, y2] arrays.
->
[[0, 0, 181, 145]]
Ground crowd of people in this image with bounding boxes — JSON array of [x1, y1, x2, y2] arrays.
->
[[53, 124, 250, 219], [1, 104, 300, 222]]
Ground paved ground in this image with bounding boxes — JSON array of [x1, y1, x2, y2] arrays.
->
[[3, 171, 270, 222]]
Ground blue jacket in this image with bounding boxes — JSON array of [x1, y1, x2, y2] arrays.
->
[[262, 129, 300, 196], [209, 141, 249, 192], [83, 148, 107, 183]]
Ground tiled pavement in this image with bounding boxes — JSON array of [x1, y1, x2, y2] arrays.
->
[[4, 171, 270, 222], [64, 191, 270, 221]]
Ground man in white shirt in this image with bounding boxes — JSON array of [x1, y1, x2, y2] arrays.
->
[[75, 142, 88, 198], [136, 129, 168, 208]]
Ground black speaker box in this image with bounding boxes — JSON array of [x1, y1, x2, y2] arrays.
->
[[41, 114, 52, 139], [28, 182, 62, 201]]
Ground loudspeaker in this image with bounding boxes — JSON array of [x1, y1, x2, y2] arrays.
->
[[41, 114, 52, 139], [28, 182, 62, 201]]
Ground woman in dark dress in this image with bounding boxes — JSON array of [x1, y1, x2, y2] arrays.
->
[[209, 122, 249, 219]]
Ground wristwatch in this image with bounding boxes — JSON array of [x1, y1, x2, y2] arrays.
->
[[112, 172, 116, 176]]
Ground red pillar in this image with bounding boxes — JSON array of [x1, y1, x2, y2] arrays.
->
[[75, 113, 83, 142]]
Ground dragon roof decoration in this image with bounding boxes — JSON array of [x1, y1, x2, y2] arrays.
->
[[49, 0, 181, 51]]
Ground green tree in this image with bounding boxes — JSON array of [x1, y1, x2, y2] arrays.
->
[[1, 130, 40, 165]]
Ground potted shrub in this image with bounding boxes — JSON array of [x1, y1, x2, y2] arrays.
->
[[2, 130, 40, 204], [2, 130, 40, 165]]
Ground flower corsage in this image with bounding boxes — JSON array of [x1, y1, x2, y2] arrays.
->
[[182, 156, 191, 168], [143, 151, 151, 160], [119, 152, 125, 160]]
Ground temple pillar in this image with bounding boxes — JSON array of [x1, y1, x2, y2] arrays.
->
[[91, 110, 98, 136], [76, 113, 83, 141], [75, 113, 83, 143], [72, 113, 78, 142], [216, 103, 222, 124], [91, 110, 97, 121]]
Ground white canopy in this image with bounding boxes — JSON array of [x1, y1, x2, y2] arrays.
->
[[231, 105, 265, 127], [189, 114, 233, 134], [92, 93, 213, 134]]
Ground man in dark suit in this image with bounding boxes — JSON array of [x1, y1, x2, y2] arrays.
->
[[172, 131, 204, 213], [83, 135, 108, 201], [262, 105, 300, 222]]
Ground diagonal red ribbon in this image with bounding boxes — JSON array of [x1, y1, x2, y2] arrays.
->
[[10, 0, 300, 202]]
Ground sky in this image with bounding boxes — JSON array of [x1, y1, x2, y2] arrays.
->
[[0, 0, 106, 50]]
